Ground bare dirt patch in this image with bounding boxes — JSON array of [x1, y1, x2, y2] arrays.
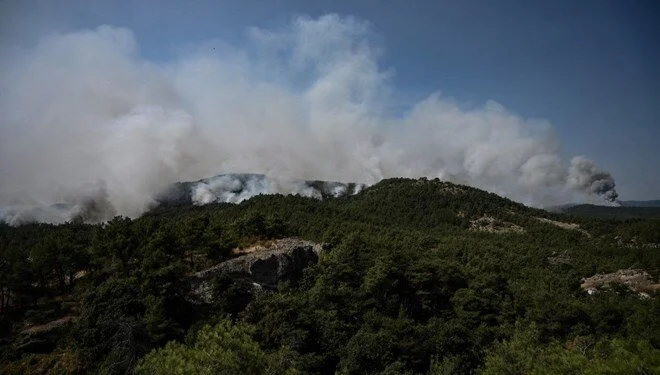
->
[[21, 316, 77, 336], [232, 239, 278, 255], [536, 217, 590, 237], [614, 236, 660, 249], [469, 215, 524, 234], [581, 269, 660, 297]]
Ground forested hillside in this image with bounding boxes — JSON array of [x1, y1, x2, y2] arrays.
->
[[1, 178, 659, 374]]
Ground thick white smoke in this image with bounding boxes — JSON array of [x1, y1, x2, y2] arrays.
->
[[0, 15, 618, 224], [185, 174, 363, 206]]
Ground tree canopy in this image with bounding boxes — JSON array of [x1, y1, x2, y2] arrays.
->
[[1, 178, 659, 374]]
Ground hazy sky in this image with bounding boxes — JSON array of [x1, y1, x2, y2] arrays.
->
[[1, 0, 658, 200]]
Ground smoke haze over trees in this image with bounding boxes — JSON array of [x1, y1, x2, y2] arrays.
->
[[0, 15, 620, 224]]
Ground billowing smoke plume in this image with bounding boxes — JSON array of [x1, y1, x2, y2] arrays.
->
[[0, 181, 115, 225], [0, 15, 618, 224], [192, 175, 271, 205], [568, 156, 619, 203], [178, 174, 363, 205]]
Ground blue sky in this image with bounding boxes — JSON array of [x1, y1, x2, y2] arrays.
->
[[2, 0, 659, 200]]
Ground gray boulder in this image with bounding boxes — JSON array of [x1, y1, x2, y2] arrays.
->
[[187, 238, 323, 303]]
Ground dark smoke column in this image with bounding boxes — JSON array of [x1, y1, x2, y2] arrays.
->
[[567, 156, 619, 203]]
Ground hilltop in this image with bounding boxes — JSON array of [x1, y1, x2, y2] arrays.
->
[[621, 200, 660, 208], [154, 173, 366, 206], [1, 178, 659, 374]]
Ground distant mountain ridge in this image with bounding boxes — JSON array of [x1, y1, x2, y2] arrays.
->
[[620, 200, 660, 208], [556, 203, 660, 220], [4, 172, 657, 225], [547, 200, 660, 212], [155, 173, 366, 206]]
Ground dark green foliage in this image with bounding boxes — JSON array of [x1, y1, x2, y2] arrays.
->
[[77, 278, 150, 373], [478, 323, 660, 374], [212, 273, 255, 319], [1, 178, 659, 374], [135, 318, 299, 374]]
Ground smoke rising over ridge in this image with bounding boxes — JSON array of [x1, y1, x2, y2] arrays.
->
[[0, 15, 619, 224]]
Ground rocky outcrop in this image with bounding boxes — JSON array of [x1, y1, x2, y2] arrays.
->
[[536, 217, 591, 237], [469, 215, 524, 234], [614, 236, 660, 249], [187, 238, 323, 304], [581, 269, 660, 298], [547, 251, 572, 265], [15, 316, 77, 354]]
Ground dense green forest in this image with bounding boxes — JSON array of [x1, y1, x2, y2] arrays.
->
[[1, 178, 659, 374]]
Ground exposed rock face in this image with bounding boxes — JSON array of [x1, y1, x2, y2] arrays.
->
[[614, 236, 660, 249], [547, 251, 572, 265], [581, 269, 660, 297], [536, 217, 591, 237], [15, 316, 77, 354], [187, 238, 323, 304], [469, 215, 524, 234]]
